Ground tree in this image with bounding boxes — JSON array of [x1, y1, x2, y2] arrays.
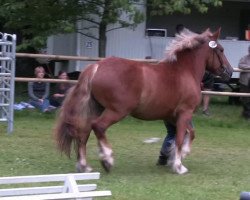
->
[[75, 0, 144, 57], [0, 0, 222, 57], [148, 0, 222, 15], [0, 0, 82, 50]]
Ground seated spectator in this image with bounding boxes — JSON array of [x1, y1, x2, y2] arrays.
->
[[28, 66, 51, 112], [50, 71, 72, 107]]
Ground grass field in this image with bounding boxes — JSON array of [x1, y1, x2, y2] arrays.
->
[[0, 96, 250, 200]]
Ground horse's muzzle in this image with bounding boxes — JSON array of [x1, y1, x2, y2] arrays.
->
[[219, 65, 233, 82]]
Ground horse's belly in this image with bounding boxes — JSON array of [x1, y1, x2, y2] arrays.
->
[[131, 113, 167, 120], [131, 105, 174, 120], [130, 94, 199, 120]]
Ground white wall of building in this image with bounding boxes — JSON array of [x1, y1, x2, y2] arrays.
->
[[46, 2, 250, 79]]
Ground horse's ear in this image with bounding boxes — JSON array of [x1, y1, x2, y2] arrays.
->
[[212, 27, 221, 40]]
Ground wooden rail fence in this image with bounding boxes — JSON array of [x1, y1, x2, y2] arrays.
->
[[14, 53, 250, 97]]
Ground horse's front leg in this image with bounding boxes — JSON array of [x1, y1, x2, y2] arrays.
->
[[181, 122, 195, 159], [172, 112, 193, 174]]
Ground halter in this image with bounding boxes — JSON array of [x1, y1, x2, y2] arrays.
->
[[209, 41, 232, 81]]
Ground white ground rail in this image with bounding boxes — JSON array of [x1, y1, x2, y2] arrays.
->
[[0, 172, 111, 200]]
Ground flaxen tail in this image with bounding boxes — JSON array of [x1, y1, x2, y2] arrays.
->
[[54, 64, 99, 157]]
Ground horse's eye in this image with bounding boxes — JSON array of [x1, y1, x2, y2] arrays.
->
[[220, 48, 224, 53]]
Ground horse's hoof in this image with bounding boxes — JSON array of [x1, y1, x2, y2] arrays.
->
[[76, 163, 93, 173], [173, 164, 188, 175], [101, 160, 113, 173]]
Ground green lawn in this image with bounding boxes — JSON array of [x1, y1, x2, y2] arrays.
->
[[0, 96, 249, 200]]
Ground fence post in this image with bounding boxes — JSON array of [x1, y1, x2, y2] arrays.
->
[[0, 32, 16, 133]]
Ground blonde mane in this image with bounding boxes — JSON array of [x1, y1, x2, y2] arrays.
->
[[164, 28, 212, 62]]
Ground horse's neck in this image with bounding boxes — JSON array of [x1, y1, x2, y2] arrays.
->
[[178, 49, 207, 83]]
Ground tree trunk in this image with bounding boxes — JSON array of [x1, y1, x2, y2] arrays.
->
[[98, 0, 111, 58], [98, 22, 107, 58]]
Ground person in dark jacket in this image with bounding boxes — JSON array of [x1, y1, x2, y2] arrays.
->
[[50, 70, 72, 107]]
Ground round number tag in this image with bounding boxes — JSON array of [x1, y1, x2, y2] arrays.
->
[[209, 41, 217, 48]]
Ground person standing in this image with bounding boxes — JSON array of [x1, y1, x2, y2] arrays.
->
[[201, 71, 214, 116], [157, 26, 216, 166], [157, 72, 214, 165], [28, 66, 51, 112], [238, 45, 250, 119], [157, 24, 191, 166], [157, 121, 177, 165]]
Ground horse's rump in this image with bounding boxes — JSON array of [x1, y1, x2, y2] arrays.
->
[[54, 64, 101, 156]]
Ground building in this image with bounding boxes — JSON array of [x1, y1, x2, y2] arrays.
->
[[47, 0, 250, 79]]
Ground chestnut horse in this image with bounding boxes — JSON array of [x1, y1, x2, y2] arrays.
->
[[55, 28, 233, 174]]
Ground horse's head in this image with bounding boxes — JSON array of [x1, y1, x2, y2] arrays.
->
[[205, 28, 233, 82]]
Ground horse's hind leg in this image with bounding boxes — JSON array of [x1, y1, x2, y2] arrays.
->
[[75, 130, 92, 173], [91, 109, 127, 172]]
